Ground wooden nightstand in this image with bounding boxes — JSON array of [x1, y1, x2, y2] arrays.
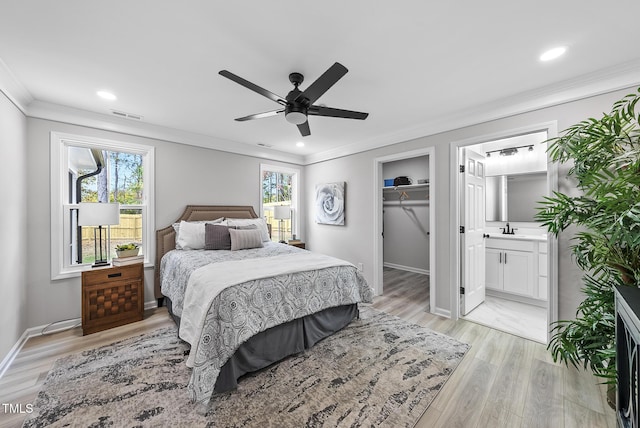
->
[[288, 241, 306, 249], [81, 263, 144, 335]]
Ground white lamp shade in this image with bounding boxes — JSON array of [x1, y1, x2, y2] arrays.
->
[[273, 205, 291, 220], [78, 202, 120, 226]]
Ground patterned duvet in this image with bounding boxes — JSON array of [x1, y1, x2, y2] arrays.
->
[[160, 242, 374, 405]]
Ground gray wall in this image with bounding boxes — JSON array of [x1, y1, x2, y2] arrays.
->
[[4, 85, 635, 360], [0, 92, 27, 360], [25, 117, 302, 328], [305, 87, 635, 320]]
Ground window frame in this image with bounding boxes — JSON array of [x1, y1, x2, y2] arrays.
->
[[50, 131, 155, 280], [259, 163, 300, 241]]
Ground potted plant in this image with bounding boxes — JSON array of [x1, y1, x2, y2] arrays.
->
[[115, 243, 140, 258], [536, 88, 640, 407]]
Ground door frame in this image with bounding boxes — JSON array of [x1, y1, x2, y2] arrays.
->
[[373, 146, 436, 313], [449, 122, 559, 340]]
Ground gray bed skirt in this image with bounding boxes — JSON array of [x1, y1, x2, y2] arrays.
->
[[166, 298, 359, 392]]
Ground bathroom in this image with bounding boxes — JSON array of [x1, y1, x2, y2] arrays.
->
[[462, 130, 550, 343]]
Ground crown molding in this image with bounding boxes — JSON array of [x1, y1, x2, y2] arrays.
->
[[6, 57, 640, 166], [0, 57, 33, 112], [26, 101, 305, 165], [303, 59, 640, 165]]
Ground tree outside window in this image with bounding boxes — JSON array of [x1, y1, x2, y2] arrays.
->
[[261, 169, 295, 242], [73, 148, 144, 264]]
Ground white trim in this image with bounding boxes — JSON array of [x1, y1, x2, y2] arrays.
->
[[383, 262, 429, 276], [373, 147, 436, 313], [259, 163, 301, 239], [0, 298, 159, 379], [0, 330, 29, 379], [449, 122, 559, 344], [29, 100, 305, 165], [50, 132, 155, 280], [0, 57, 33, 113], [2, 60, 635, 167], [431, 308, 451, 318], [304, 61, 640, 165]]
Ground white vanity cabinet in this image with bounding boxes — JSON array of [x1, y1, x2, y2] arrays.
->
[[485, 236, 546, 302]]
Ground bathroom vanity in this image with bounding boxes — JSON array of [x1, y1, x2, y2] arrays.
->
[[485, 234, 547, 306]]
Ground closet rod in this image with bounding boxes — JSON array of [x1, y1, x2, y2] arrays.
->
[[383, 200, 430, 206]]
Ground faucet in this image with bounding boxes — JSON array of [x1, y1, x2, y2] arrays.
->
[[501, 223, 517, 235]]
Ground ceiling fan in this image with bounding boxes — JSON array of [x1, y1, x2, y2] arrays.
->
[[219, 62, 368, 137]]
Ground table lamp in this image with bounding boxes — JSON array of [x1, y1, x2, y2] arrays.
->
[[78, 202, 120, 267], [273, 205, 290, 243]]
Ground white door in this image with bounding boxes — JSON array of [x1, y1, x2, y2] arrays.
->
[[461, 149, 487, 315]]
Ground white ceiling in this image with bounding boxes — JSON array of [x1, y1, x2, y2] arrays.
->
[[1, 1, 640, 164]]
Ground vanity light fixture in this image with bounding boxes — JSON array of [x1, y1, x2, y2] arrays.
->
[[500, 148, 518, 156], [486, 144, 535, 157]]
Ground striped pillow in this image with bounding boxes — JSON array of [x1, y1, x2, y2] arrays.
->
[[229, 228, 264, 251]]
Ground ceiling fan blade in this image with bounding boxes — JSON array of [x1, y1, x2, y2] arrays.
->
[[308, 105, 368, 120], [295, 62, 348, 105], [235, 109, 284, 122], [297, 120, 311, 137], [219, 70, 286, 105]]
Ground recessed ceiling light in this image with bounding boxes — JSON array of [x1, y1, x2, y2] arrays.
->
[[540, 47, 566, 62], [97, 90, 117, 101], [296, 142, 305, 147]]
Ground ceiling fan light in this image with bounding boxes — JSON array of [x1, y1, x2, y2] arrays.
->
[[285, 111, 307, 125]]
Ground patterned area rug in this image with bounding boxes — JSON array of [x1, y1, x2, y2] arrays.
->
[[23, 306, 469, 428]]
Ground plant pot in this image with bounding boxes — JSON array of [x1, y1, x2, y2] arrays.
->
[[116, 249, 139, 258]]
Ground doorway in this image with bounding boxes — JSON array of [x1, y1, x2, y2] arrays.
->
[[373, 147, 436, 313], [451, 123, 559, 343]]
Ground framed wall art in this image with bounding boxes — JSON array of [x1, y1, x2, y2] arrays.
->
[[315, 182, 345, 225]]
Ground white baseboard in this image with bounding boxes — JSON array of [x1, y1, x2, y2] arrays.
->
[[0, 299, 159, 380], [431, 307, 451, 318], [144, 299, 159, 310], [0, 330, 29, 379], [486, 289, 547, 308], [383, 262, 429, 276]]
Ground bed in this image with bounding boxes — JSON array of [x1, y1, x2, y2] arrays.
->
[[155, 205, 374, 407]]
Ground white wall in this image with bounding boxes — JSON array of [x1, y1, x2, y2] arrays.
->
[[24, 117, 302, 328], [0, 92, 27, 360], [305, 87, 636, 320]]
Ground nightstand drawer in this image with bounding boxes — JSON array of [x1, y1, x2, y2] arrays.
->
[[82, 263, 142, 286]]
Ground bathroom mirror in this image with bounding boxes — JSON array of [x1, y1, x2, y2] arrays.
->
[[486, 172, 547, 222]]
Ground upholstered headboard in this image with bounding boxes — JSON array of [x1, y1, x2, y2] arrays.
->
[[154, 205, 260, 301]]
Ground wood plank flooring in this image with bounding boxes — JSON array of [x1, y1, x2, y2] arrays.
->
[[0, 268, 615, 427]]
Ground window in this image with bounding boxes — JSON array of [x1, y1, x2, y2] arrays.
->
[[260, 164, 300, 243], [51, 132, 154, 279]]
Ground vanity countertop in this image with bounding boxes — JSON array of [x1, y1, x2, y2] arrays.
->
[[485, 233, 547, 242]]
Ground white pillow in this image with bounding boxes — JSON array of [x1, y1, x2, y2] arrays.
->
[[229, 228, 264, 251], [175, 218, 224, 250], [226, 218, 270, 242]]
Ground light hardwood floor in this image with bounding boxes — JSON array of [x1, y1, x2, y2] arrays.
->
[[0, 269, 615, 428]]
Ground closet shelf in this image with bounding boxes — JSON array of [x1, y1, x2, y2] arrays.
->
[[382, 183, 429, 191]]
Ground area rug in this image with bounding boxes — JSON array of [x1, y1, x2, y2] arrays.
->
[[23, 305, 469, 428]]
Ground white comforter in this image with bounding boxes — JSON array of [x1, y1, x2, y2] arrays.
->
[[179, 252, 352, 366]]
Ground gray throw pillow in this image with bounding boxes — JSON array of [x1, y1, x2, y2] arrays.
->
[[204, 224, 231, 250]]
